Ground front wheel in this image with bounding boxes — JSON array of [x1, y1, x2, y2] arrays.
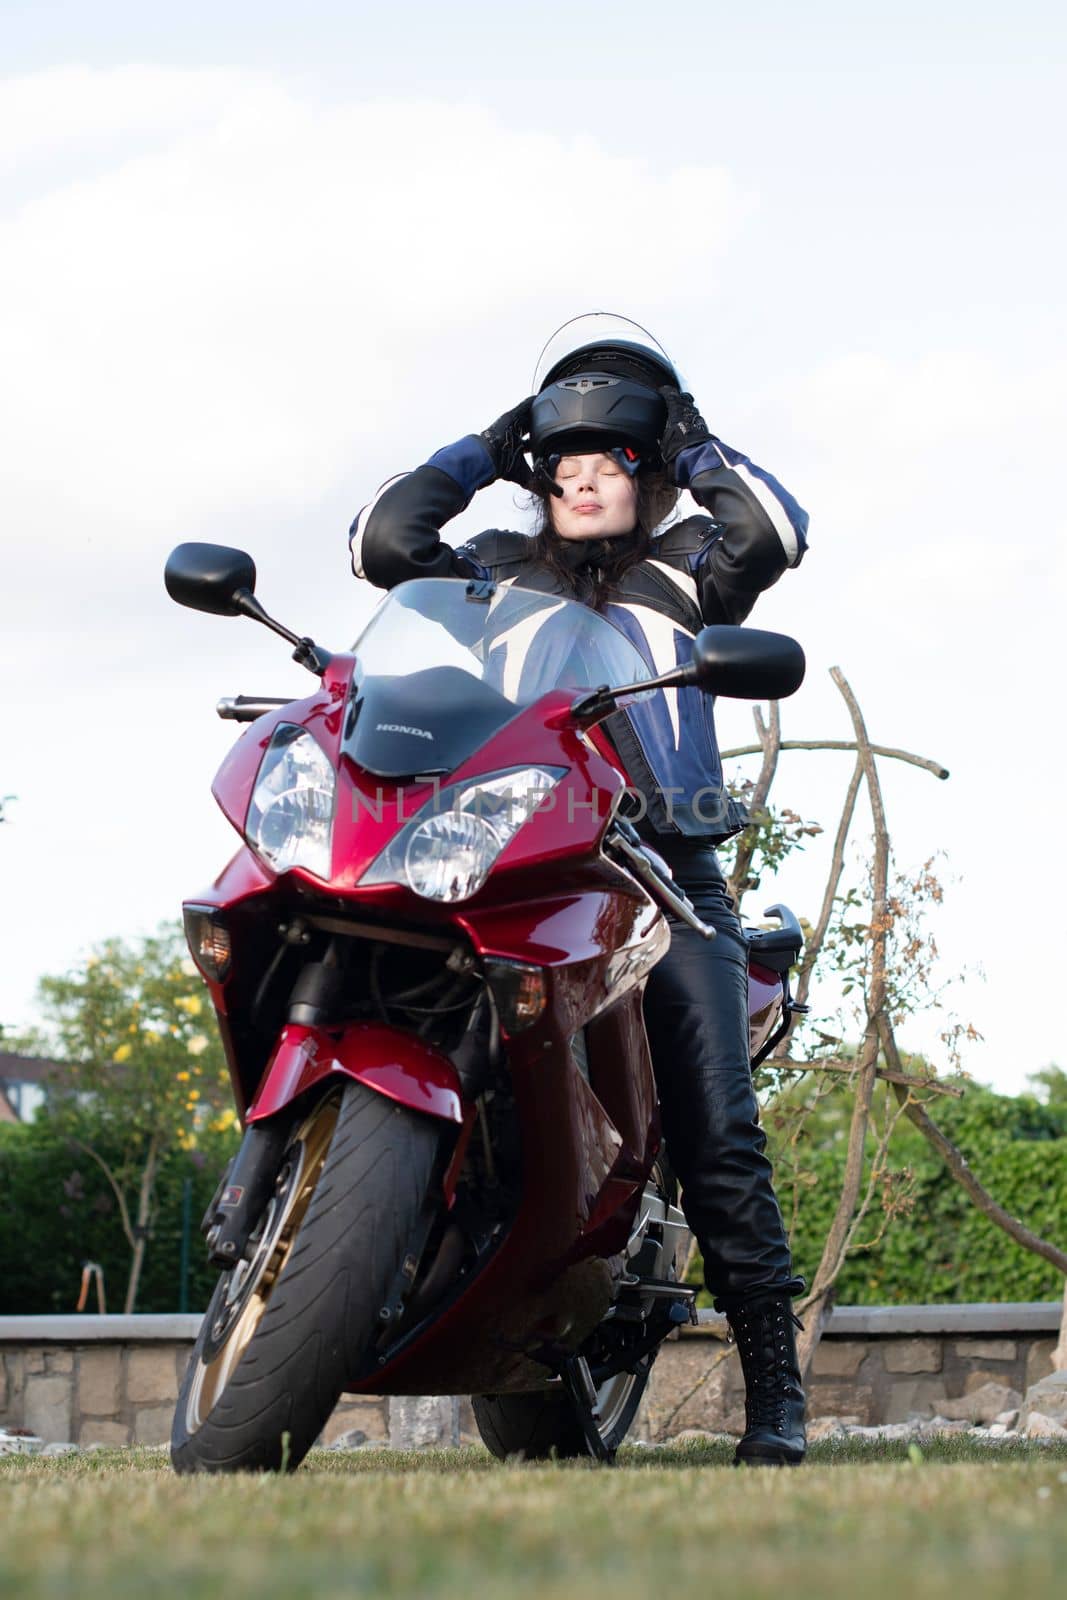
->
[[171, 1081, 441, 1474]]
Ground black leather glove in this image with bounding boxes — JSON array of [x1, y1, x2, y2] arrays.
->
[[659, 386, 712, 468], [480, 398, 534, 488]]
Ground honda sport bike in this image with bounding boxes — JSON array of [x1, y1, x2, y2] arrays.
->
[[164, 544, 807, 1472]]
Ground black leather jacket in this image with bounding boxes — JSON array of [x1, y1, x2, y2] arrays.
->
[[350, 433, 808, 838]]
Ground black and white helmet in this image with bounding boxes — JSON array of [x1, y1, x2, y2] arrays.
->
[[530, 312, 685, 465]]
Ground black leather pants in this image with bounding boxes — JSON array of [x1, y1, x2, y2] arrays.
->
[[641, 838, 804, 1311]]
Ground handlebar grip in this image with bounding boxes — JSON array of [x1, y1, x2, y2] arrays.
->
[[216, 697, 291, 722], [605, 827, 716, 941]]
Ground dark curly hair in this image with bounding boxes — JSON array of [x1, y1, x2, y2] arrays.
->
[[527, 463, 680, 609]]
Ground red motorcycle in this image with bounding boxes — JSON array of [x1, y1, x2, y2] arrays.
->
[[164, 544, 806, 1473]]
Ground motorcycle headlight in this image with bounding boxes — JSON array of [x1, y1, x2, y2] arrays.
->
[[245, 725, 337, 880], [361, 766, 566, 903]]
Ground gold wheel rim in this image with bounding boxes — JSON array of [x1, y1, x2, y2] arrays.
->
[[185, 1093, 341, 1436]]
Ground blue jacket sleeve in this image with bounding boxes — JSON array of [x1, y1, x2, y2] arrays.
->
[[349, 436, 496, 590], [671, 437, 809, 625]]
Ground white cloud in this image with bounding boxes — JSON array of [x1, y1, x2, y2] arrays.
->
[[0, 64, 238, 175], [0, 65, 750, 1039], [1, 65, 1062, 1095], [0, 68, 749, 552]]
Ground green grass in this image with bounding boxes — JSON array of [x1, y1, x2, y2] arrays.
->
[[2, 1440, 1066, 1600]]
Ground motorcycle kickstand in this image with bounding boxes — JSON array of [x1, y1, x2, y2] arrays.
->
[[560, 1355, 615, 1465]]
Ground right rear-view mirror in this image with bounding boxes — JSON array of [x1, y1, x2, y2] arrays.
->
[[690, 625, 806, 700], [165, 543, 257, 617]]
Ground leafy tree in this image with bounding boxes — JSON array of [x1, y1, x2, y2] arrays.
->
[[13, 925, 236, 1311], [0, 1117, 235, 1314], [1029, 1063, 1067, 1109]]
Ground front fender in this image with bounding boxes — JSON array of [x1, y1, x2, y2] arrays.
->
[[245, 1022, 464, 1125]]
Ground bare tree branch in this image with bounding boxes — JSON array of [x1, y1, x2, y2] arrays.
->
[[795, 667, 892, 1378], [774, 754, 864, 1034], [831, 666, 891, 1017], [796, 1025, 881, 1376], [654, 1342, 737, 1437], [123, 1134, 161, 1315], [878, 1018, 1067, 1276], [722, 739, 949, 781], [776, 1055, 964, 1098], [750, 703, 781, 811], [727, 701, 781, 905], [837, 1080, 913, 1263], [70, 1138, 135, 1252], [1054, 1278, 1067, 1372]]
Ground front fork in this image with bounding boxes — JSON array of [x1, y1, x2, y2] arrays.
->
[[202, 1018, 467, 1269], [201, 1120, 292, 1269]]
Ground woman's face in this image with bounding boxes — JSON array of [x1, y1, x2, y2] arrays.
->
[[548, 452, 638, 541]]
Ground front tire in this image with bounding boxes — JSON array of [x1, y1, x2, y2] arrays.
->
[[171, 1081, 440, 1474]]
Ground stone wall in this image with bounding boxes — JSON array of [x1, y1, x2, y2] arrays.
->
[[0, 1317, 390, 1448], [1, 1305, 1061, 1447], [646, 1310, 1060, 1440]]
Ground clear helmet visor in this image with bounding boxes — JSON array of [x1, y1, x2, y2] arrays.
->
[[532, 311, 685, 393]]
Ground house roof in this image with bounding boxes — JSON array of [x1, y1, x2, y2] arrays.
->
[[0, 1052, 64, 1086]]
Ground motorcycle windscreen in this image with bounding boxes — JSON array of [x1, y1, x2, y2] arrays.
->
[[342, 577, 653, 780], [343, 664, 519, 778]]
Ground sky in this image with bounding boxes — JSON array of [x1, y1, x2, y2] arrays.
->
[[1, 1, 1065, 1092]]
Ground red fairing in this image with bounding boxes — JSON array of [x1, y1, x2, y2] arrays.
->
[[210, 656, 351, 836], [748, 961, 784, 1060], [208, 661, 627, 899], [246, 1022, 463, 1125], [326, 689, 625, 895]]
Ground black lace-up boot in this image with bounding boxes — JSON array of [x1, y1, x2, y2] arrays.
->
[[727, 1295, 807, 1466]]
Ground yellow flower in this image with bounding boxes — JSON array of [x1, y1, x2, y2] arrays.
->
[[175, 994, 203, 1017], [176, 1070, 190, 1083], [112, 1042, 133, 1063]]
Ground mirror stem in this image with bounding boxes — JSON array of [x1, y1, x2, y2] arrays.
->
[[571, 663, 697, 727], [232, 589, 332, 676]]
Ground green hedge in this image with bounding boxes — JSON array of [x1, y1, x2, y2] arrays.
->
[[0, 1119, 238, 1315], [4, 1081, 1064, 1314], [767, 1081, 1067, 1304]]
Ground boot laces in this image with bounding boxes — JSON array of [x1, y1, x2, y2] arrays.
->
[[735, 1303, 802, 1434]]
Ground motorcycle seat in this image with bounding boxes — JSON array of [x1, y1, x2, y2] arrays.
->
[[744, 904, 803, 975]]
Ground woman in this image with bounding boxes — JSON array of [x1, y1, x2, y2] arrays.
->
[[349, 315, 810, 1466]]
